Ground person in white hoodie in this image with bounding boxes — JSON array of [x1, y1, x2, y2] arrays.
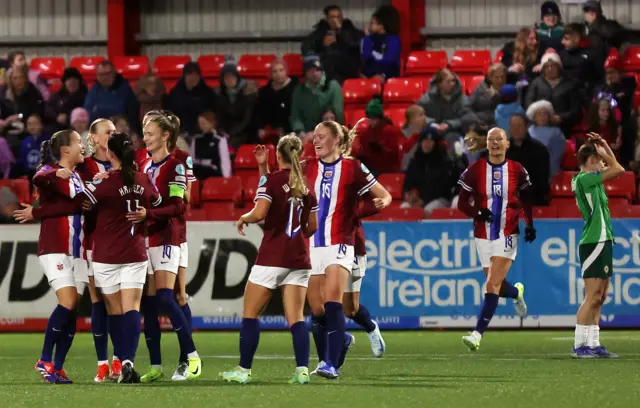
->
[[527, 99, 566, 175]]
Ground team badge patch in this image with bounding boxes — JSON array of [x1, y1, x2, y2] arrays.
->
[[258, 176, 267, 187], [57, 263, 64, 271], [604, 265, 609, 273], [361, 163, 370, 173], [92, 178, 102, 185], [186, 156, 193, 169], [176, 164, 186, 175], [493, 171, 501, 180], [324, 170, 333, 178]]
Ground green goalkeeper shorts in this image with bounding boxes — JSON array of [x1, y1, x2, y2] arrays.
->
[[579, 240, 613, 279]]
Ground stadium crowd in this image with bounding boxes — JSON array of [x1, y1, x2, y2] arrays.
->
[[0, 0, 637, 221]]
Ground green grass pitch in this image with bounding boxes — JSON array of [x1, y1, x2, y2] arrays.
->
[[1, 330, 639, 407]]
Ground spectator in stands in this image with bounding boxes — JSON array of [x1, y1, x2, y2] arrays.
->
[[465, 63, 507, 128], [583, 1, 624, 60], [7, 50, 50, 100], [506, 113, 550, 205], [560, 23, 604, 101], [2, 67, 45, 153], [0, 58, 8, 87], [0, 96, 22, 153], [586, 96, 621, 152], [594, 49, 638, 168], [167, 61, 216, 136], [402, 126, 456, 217], [526, 52, 581, 138], [215, 58, 258, 150], [190, 111, 232, 179], [130, 73, 166, 134], [361, 5, 401, 81], [401, 105, 427, 170], [321, 107, 337, 122], [0, 186, 19, 224], [0, 135, 14, 179], [526, 100, 565, 177], [70, 107, 90, 154], [17, 114, 49, 178], [495, 84, 526, 136], [48, 67, 88, 129], [351, 98, 403, 175], [291, 55, 343, 141], [301, 5, 364, 84], [418, 68, 469, 152], [84, 60, 134, 123], [256, 59, 297, 145], [500, 27, 542, 93], [536, 1, 564, 52]]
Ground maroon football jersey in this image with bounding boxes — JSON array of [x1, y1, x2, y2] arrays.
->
[[76, 155, 112, 259], [253, 169, 318, 269], [83, 170, 162, 264], [172, 148, 196, 244]]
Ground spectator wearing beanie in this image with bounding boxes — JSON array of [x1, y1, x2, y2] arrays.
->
[[84, 60, 134, 122], [464, 63, 507, 129], [526, 51, 581, 137], [506, 113, 550, 205], [495, 84, 525, 136], [166, 61, 216, 135], [361, 5, 402, 81], [48, 67, 88, 129], [560, 23, 603, 100], [290, 54, 343, 141], [351, 98, 403, 175], [130, 73, 166, 134], [256, 59, 297, 144], [583, 1, 624, 59], [536, 1, 564, 52], [215, 57, 259, 149], [526, 100, 565, 177]]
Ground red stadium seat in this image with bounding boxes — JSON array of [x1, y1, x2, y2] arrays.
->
[[242, 174, 261, 202], [189, 179, 201, 207], [163, 79, 179, 93], [405, 50, 448, 76], [201, 176, 243, 203], [562, 140, 578, 170], [237, 54, 277, 79], [551, 198, 581, 218], [282, 53, 303, 77], [301, 143, 316, 161], [198, 54, 226, 79], [204, 78, 220, 89], [0, 179, 31, 204], [604, 171, 635, 200], [464, 75, 486, 95], [385, 107, 406, 127], [113, 56, 149, 80], [430, 208, 467, 219], [342, 78, 382, 107], [610, 205, 640, 218], [607, 197, 628, 209], [184, 208, 208, 221], [377, 173, 405, 200], [449, 49, 492, 75], [202, 202, 240, 220], [494, 49, 504, 63], [153, 55, 191, 79], [367, 207, 425, 221], [622, 45, 640, 71], [344, 109, 366, 128], [532, 206, 558, 219], [551, 171, 577, 198], [30, 57, 65, 80], [383, 77, 424, 107], [234, 144, 276, 180], [69, 56, 105, 83]]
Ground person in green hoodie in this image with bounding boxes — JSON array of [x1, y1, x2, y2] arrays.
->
[[290, 54, 343, 142], [536, 1, 564, 52]]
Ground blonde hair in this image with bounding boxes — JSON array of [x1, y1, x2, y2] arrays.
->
[[316, 119, 363, 158], [277, 134, 307, 197], [464, 125, 488, 153], [487, 63, 507, 79], [143, 109, 181, 150], [88, 118, 112, 154]]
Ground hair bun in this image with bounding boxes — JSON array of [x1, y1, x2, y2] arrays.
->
[[123, 140, 131, 146]]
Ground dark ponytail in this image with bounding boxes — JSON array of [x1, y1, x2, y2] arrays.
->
[[107, 132, 136, 187], [37, 140, 52, 171]]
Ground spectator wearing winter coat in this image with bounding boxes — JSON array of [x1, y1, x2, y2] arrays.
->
[[506, 113, 550, 205], [290, 55, 344, 140], [525, 52, 581, 137], [215, 58, 259, 150], [495, 84, 526, 137], [417, 68, 469, 152], [501, 27, 543, 92], [130, 73, 166, 134], [301, 5, 364, 84], [166, 62, 217, 136], [48, 67, 88, 129], [402, 126, 456, 216], [401, 105, 427, 171], [256, 59, 297, 144], [0, 135, 13, 179], [583, 1, 624, 60], [464, 63, 507, 129], [361, 5, 401, 81], [351, 98, 403, 175], [70, 107, 90, 154], [526, 100, 565, 177], [560, 23, 604, 101], [536, 1, 564, 52], [190, 111, 232, 179], [84, 60, 135, 123], [17, 113, 49, 178], [7, 50, 50, 101]]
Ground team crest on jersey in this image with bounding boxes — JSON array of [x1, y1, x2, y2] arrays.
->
[[361, 163, 370, 174], [186, 156, 193, 169], [258, 176, 267, 187], [176, 164, 186, 175], [604, 265, 609, 273], [493, 171, 501, 180], [91, 178, 102, 185], [57, 263, 64, 271], [324, 170, 333, 179]]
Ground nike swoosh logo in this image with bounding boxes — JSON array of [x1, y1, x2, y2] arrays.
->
[[161, 261, 169, 264], [94, 334, 104, 337], [175, 326, 183, 331], [192, 365, 200, 376], [328, 331, 336, 335], [53, 328, 62, 332]]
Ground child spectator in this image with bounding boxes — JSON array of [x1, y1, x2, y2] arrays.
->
[[361, 5, 401, 81], [586, 96, 622, 153], [190, 111, 232, 179], [495, 84, 525, 136], [536, 1, 564, 52], [527, 100, 565, 177], [18, 114, 50, 178]]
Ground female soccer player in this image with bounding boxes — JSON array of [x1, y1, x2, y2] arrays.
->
[[457, 127, 536, 351], [571, 133, 624, 358], [220, 135, 319, 385], [29, 130, 87, 384], [128, 110, 202, 382]]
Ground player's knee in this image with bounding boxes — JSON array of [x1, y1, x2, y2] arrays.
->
[[59, 297, 78, 310], [156, 289, 175, 308], [310, 304, 325, 317]]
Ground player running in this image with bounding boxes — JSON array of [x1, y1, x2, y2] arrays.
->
[[220, 135, 319, 385], [128, 110, 202, 382], [457, 127, 536, 352], [571, 134, 624, 358]]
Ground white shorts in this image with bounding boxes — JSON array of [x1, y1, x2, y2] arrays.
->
[[148, 245, 181, 274], [92, 261, 148, 294], [475, 235, 519, 268], [179, 242, 188, 269], [248, 265, 311, 289], [39, 254, 87, 293], [86, 250, 93, 277], [311, 244, 355, 276], [345, 255, 367, 293]]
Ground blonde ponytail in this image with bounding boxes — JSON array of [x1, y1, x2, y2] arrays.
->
[[277, 134, 307, 198], [341, 118, 366, 157]]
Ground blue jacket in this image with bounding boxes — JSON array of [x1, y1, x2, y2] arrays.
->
[[361, 34, 401, 79], [528, 125, 566, 177], [84, 73, 135, 122], [495, 102, 525, 137], [19, 133, 50, 172]]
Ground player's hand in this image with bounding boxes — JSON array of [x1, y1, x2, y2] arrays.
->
[[372, 197, 388, 210], [82, 200, 93, 211], [13, 203, 34, 223], [93, 172, 110, 181], [56, 168, 73, 180], [253, 145, 268, 166], [126, 206, 147, 223], [236, 217, 248, 236], [524, 225, 537, 243], [475, 208, 493, 223]]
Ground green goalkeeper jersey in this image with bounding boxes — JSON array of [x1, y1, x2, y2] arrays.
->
[[571, 171, 614, 245]]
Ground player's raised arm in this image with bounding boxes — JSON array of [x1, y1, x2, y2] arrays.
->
[[588, 133, 625, 182], [255, 144, 270, 177]]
